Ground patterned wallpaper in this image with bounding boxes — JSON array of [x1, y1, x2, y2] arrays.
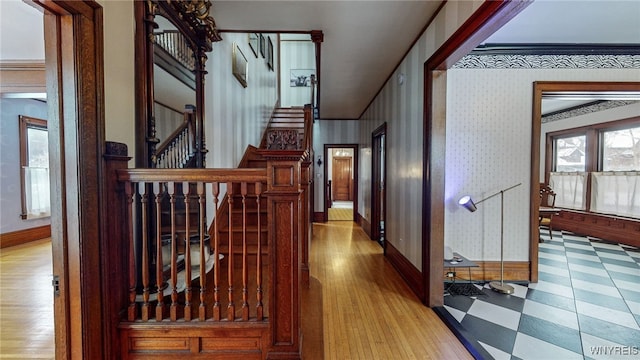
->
[[205, 32, 279, 169], [446, 68, 639, 263], [357, 0, 484, 270]]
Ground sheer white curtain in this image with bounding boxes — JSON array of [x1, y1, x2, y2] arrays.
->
[[24, 166, 50, 218], [591, 171, 640, 219], [549, 172, 587, 210]]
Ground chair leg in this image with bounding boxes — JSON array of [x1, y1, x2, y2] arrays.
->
[[548, 225, 553, 239]]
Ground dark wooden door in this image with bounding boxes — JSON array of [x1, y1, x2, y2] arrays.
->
[[372, 124, 386, 248], [332, 157, 352, 201]]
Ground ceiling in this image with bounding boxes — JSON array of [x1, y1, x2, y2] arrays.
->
[[1, 1, 639, 119]]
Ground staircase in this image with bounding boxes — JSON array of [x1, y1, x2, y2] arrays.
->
[[213, 107, 307, 263]]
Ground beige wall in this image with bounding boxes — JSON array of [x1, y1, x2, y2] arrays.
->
[[101, 0, 136, 163]]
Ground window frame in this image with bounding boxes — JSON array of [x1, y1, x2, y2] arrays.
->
[[545, 115, 640, 215], [19, 115, 49, 220]]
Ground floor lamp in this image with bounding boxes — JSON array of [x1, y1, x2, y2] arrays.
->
[[458, 183, 522, 294]]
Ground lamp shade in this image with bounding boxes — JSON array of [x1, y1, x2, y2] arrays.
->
[[458, 195, 477, 212]]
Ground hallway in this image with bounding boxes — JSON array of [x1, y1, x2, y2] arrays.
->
[[305, 221, 471, 359]]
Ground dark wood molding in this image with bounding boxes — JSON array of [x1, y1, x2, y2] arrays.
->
[[358, 213, 371, 239], [322, 144, 359, 223], [553, 211, 640, 248], [313, 212, 325, 223], [429, 0, 532, 70], [530, 81, 640, 285], [471, 43, 640, 56], [0, 225, 51, 249], [423, 0, 532, 307], [33, 0, 107, 357], [386, 241, 423, 301]]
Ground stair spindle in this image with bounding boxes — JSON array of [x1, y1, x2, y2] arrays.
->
[[197, 182, 206, 321], [212, 182, 221, 321], [255, 181, 263, 320], [168, 182, 178, 321], [139, 183, 150, 321], [125, 182, 137, 321], [227, 182, 235, 321], [153, 182, 164, 321], [183, 182, 192, 321], [241, 182, 249, 321]]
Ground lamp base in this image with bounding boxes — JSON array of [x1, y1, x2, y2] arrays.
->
[[489, 281, 514, 294]]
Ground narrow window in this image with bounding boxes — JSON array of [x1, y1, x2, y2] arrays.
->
[[553, 134, 586, 172], [601, 126, 640, 171], [19, 115, 49, 219]]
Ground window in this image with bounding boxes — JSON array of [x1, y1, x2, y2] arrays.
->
[[601, 126, 640, 171], [19, 115, 50, 219], [553, 134, 586, 172], [546, 117, 640, 219]]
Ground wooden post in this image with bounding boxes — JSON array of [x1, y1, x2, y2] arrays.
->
[[101, 141, 131, 359], [261, 151, 305, 359]]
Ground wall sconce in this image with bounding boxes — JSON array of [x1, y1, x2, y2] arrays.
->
[[317, 156, 322, 166]]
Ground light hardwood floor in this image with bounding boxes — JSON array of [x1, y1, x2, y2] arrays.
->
[[306, 222, 471, 359], [0, 223, 471, 359], [0, 238, 54, 359]]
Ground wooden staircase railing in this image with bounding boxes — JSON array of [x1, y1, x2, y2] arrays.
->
[[105, 105, 314, 359], [153, 107, 196, 169]]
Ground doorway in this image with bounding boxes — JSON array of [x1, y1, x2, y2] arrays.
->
[[323, 144, 359, 222], [371, 124, 386, 249]]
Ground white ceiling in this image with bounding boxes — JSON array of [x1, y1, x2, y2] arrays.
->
[[1, 1, 639, 119]]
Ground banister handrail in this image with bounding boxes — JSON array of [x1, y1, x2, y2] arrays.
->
[[117, 168, 267, 183], [154, 120, 192, 158]]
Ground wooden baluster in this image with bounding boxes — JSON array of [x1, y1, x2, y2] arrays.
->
[[154, 182, 164, 321], [255, 182, 263, 320], [212, 182, 221, 321], [183, 181, 192, 321], [168, 182, 178, 321], [227, 182, 235, 321], [198, 182, 206, 321], [139, 183, 150, 321], [241, 182, 249, 321], [125, 182, 137, 321]]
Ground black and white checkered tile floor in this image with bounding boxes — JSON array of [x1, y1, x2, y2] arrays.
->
[[437, 230, 640, 360]]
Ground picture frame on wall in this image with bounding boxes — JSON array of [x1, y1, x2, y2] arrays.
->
[[290, 69, 315, 87], [248, 33, 258, 58], [267, 36, 274, 71], [232, 42, 248, 88], [259, 34, 265, 58]]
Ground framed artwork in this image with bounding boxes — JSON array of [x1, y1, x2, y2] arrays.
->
[[267, 36, 274, 71], [248, 33, 258, 58], [259, 34, 265, 58], [232, 42, 248, 88], [290, 69, 315, 87]]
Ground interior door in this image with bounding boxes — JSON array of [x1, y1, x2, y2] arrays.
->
[[332, 157, 352, 201], [372, 124, 386, 247]]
